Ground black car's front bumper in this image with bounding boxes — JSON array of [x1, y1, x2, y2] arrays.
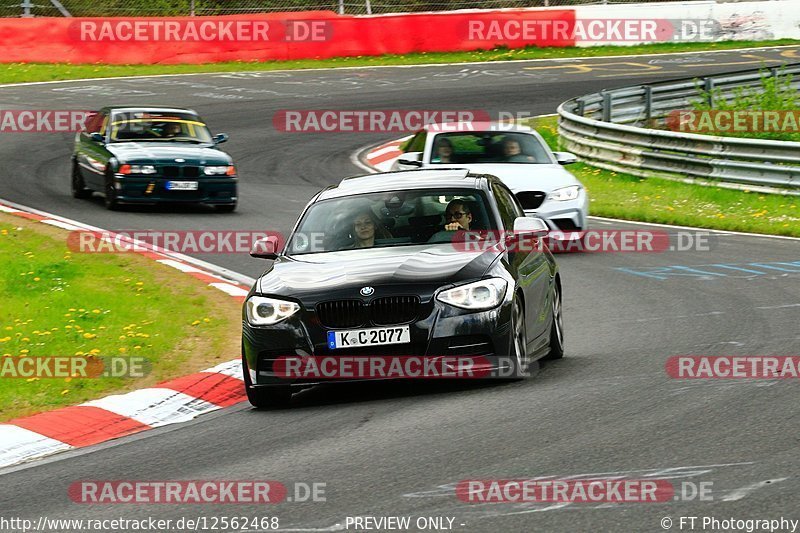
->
[[111, 176, 237, 204], [242, 296, 516, 389]]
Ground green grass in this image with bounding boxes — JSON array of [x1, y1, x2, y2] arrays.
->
[[528, 116, 800, 237], [0, 214, 242, 421], [2, 39, 799, 84]]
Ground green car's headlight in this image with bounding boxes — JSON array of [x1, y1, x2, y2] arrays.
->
[[245, 296, 301, 326], [436, 278, 508, 311]]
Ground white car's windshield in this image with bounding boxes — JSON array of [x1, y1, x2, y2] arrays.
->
[[430, 131, 551, 164]]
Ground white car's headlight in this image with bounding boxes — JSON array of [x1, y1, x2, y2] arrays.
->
[[547, 185, 581, 202], [436, 278, 508, 310], [245, 296, 300, 326]]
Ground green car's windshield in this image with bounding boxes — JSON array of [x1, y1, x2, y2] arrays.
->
[[109, 111, 213, 143], [288, 189, 497, 255]]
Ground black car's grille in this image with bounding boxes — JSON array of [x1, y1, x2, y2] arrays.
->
[[316, 300, 367, 328], [160, 165, 200, 178], [517, 191, 546, 210], [370, 296, 420, 325], [162, 165, 180, 178], [183, 166, 200, 178], [316, 296, 421, 328]]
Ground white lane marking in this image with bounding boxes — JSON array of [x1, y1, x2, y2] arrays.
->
[[0, 425, 72, 468], [156, 258, 205, 273], [41, 218, 83, 231], [634, 311, 725, 322], [3, 44, 798, 89], [0, 197, 256, 286], [210, 282, 249, 297], [755, 303, 800, 310], [81, 388, 219, 428], [588, 216, 800, 242], [721, 478, 789, 502]]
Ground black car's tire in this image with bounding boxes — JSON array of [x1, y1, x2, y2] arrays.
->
[[543, 283, 564, 360], [71, 162, 92, 199], [104, 173, 120, 211], [215, 202, 237, 213], [502, 294, 529, 380], [242, 356, 292, 409]]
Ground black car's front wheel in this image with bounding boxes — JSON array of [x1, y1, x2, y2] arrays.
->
[[543, 283, 564, 360], [503, 294, 529, 380], [242, 356, 292, 409], [71, 162, 92, 199], [103, 173, 120, 211]]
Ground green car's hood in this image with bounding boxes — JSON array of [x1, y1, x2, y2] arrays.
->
[[107, 142, 231, 165]]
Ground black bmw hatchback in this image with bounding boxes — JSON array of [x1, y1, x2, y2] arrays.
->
[[242, 169, 564, 408]]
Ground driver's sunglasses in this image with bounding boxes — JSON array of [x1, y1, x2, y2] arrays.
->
[[447, 211, 467, 220]]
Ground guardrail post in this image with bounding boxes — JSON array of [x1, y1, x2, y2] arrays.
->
[[576, 99, 585, 117], [21, 0, 32, 17], [704, 78, 715, 107], [602, 91, 612, 122], [644, 86, 652, 122]]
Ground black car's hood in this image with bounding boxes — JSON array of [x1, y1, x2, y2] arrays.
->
[[257, 244, 501, 302], [106, 142, 231, 165]]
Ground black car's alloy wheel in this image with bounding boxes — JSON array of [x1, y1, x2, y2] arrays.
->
[[71, 162, 92, 199], [504, 294, 529, 380], [543, 283, 564, 360], [104, 173, 120, 211]]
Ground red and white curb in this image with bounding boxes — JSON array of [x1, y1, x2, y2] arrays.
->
[[0, 199, 251, 469], [363, 137, 408, 172]]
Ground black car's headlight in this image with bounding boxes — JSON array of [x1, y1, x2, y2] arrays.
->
[[436, 278, 508, 310], [118, 164, 156, 175], [245, 296, 300, 326], [204, 165, 236, 176]]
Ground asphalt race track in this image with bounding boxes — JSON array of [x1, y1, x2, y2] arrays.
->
[[1, 47, 799, 532]]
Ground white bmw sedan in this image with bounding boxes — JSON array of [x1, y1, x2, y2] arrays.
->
[[392, 123, 588, 233]]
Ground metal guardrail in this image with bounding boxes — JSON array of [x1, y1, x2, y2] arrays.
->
[[557, 63, 800, 193]]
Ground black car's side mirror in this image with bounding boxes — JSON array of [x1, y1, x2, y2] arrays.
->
[[89, 132, 105, 143], [213, 133, 229, 144], [250, 236, 280, 259]]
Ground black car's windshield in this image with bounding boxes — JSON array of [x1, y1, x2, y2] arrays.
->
[[430, 131, 551, 164], [109, 111, 213, 143], [288, 189, 497, 255]]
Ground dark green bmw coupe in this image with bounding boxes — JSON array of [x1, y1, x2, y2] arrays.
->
[[71, 106, 238, 212]]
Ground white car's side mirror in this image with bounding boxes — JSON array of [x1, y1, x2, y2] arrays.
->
[[554, 152, 578, 165], [397, 151, 423, 167]]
